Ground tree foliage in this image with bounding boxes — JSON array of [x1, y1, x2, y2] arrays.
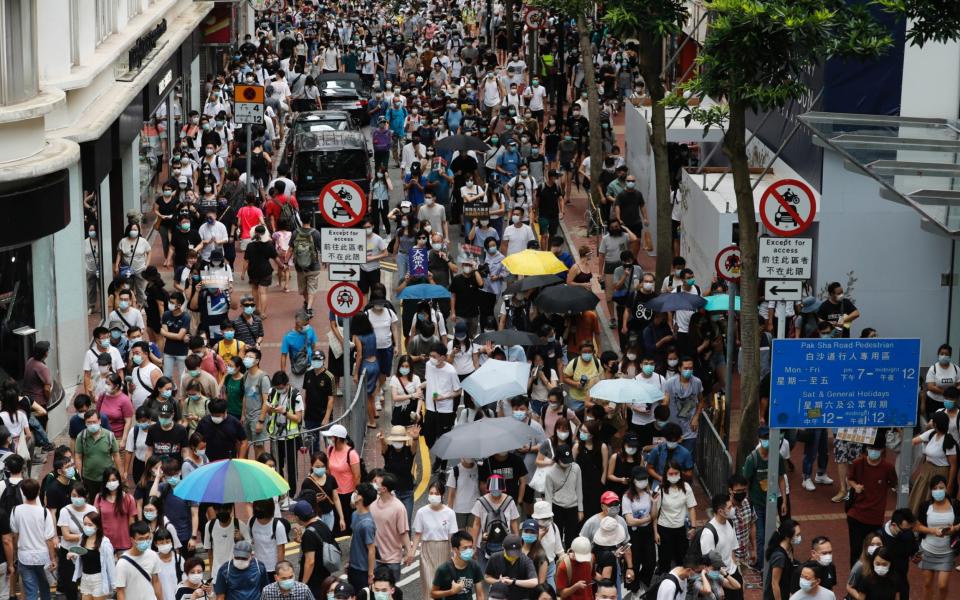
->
[[877, 0, 960, 47], [603, 0, 688, 39]]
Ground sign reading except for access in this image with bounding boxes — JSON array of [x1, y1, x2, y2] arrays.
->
[[234, 84, 265, 125], [714, 245, 741, 282], [758, 237, 812, 280], [759, 178, 817, 236], [327, 282, 363, 318], [320, 228, 365, 264], [764, 279, 803, 302], [328, 264, 360, 282], [319, 179, 367, 228], [769, 338, 921, 428]]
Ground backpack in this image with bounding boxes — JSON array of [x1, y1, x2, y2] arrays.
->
[[639, 573, 682, 600], [0, 477, 23, 532], [293, 228, 318, 269], [684, 522, 718, 565], [505, 302, 531, 332], [248, 516, 292, 541], [328, 441, 368, 483], [478, 495, 513, 556], [273, 197, 300, 229], [304, 520, 342, 573]]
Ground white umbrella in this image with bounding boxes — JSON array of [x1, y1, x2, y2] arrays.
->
[[589, 378, 665, 404], [431, 417, 544, 459], [461, 359, 531, 407]]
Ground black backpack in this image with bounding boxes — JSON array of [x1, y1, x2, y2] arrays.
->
[[684, 522, 718, 565], [478, 496, 513, 557], [248, 516, 292, 540], [640, 573, 682, 600], [0, 477, 23, 532], [506, 302, 531, 332]]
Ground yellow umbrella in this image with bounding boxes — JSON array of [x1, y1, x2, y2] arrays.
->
[[502, 250, 568, 276]]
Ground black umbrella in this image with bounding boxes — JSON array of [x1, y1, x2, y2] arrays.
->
[[434, 134, 490, 154], [534, 284, 600, 314], [645, 292, 707, 313], [476, 329, 543, 346], [503, 275, 563, 296]]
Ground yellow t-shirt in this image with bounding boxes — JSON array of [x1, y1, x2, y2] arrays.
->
[[215, 338, 247, 362], [564, 356, 600, 402]]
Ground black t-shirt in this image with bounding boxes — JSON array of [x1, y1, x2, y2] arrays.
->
[[816, 298, 858, 333], [383, 445, 415, 492], [593, 547, 617, 580], [479, 454, 528, 502], [629, 292, 657, 331], [449, 274, 482, 318], [302, 369, 335, 422], [539, 183, 562, 218], [196, 415, 246, 462], [433, 560, 484, 600], [855, 573, 900, 600], [483, 553, 537, 600], [146, 424, 189, 459], [42, 475, 71, 514], [616, 190, 645, 224], [170, 227, 201, 264], [300, 521, 333, 590]]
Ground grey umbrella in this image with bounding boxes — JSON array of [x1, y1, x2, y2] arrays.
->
[[431, 417, 544, 459]]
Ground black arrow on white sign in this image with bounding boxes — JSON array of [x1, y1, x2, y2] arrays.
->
[[768, 285, 798, 295], [332, 266, 358, 278]]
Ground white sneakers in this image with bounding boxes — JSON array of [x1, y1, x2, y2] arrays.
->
[[814, 473, 835, 485], [802, 478, 816, 491]]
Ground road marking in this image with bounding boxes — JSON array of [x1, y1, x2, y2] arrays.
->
[[414, 436, 431, 500]]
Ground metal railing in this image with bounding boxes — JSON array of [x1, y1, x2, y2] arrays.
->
[[265, 372, 368, 493], [693, 412, 733, 499]]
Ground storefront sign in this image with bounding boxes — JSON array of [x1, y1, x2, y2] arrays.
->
[[129, 20, 168, 72], [157, 69, 173, 97]]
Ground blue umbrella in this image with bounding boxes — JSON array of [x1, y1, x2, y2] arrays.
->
[[705, 295, 741, 312], [646, 292, 707, 313], [396, 284, 452, 300], [461, 359, 531, 407]]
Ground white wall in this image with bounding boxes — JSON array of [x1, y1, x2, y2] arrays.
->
[[121, 134, 140, 218], [676, 172, 737, 282], [900, 31, 960, 119], [624, 105, 658, 250], [818, 151, 950, 362]]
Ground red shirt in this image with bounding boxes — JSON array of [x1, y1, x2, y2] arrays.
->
[[847, 456, 898, 525], [237, 206, 264, 239], [265, 195, 300, 224], [556, 557, 595, 600]]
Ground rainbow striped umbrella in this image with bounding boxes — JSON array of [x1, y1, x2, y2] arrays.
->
[[173, 459, 289, 503]]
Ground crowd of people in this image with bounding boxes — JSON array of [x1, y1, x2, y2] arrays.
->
[[17, 2, 960, 600]]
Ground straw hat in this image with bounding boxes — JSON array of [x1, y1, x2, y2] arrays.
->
[[385, 425, 412, 443]]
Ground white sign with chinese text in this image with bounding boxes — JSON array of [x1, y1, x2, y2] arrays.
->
[[759, 237, 812, 280], [320, 228, 365, 264]]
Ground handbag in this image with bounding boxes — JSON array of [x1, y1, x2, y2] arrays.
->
[[529, 440, 553, 494], [327, 330, 343, 359]]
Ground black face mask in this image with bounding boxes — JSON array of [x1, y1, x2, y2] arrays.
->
[[733, 492, 747, 503], [217, 510, 232, 523]]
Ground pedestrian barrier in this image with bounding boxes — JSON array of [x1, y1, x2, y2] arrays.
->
[[265, 372, 368, 498], [693, 413, 733, 499]]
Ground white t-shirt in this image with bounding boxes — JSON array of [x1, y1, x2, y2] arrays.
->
[[927, 363, 960, 402], [447, 340, 479, 376], [671, 284, 703, 333], [362, 234, 388, 272], [125, 425, 150, 462], [656, 483, 697, 529], [57, 504, 97, 550], [699, 517, 738, 574], [525, 85, 547, 111], [425, 361, 461, 413], [115, 550, 161, 600], [921, 429, 957, 467], [445, 463, 480, 513], [156, 554, 184, 600], [502, 223, 536, 256], [245, 518, 287, 573], [413, 505, 458, 541], [10, 503, 55, 565], [367, 307, 399, 350], [131, 363, 161, 409], [0, 410, 29, 440], [632, 372, 666, 425], [109, 307, 146, 332], [204, 520, 236, 583]]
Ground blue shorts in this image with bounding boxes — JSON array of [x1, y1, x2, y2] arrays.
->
[[376, 347, 394, 377], [361, 360, 380, 394]]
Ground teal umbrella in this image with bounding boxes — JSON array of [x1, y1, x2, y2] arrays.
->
[[705, 295, 740, 312]]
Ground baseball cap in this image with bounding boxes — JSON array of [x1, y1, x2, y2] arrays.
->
[[233, 540, 253, 559], [758, 425, 770, 439], [502, 534, 522, 552], [706, 550, 725, 570], [210, 249, 224, 261], [158, 403, 175, 418], [570, 536, 592, 562], [521, 518, 538, 532], [326, 424, 348, 439], [454, 319, 468, 340], [292, 500, 316, 521], [555, 444, 574, 465], [600, 491, 620, 506], [333, 582, 355, 599]]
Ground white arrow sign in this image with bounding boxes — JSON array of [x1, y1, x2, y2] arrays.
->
[[764, 279, 803, 302], [328, 264, 360, 282]]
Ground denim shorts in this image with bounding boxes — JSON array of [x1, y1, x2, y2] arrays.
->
[[376, 346, 395, 377]]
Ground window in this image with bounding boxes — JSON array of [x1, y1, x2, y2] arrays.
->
[[127, 0, 140, 18], [69, 0, 79, 65], [95, 0, 117, 45], [0, 0, 38, 106]]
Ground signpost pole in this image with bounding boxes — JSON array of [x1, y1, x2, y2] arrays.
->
[[723, 282, 736, 444], [897, 427, 914, 508], [764, 304, 787, 550], [342, 316, 353, 404], [245, 124, 253, 194]]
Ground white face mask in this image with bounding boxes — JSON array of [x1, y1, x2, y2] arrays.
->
[[874, 565, 889, 576], [557, 431, 570, 440], [157, 543, 173, 555], [634, 480, 648, 490], [188, 573, 204, 585], [391, 441, 405, 450], [666, 474, 681, 484], [667, 359, 679, 368], [428, 494, 442, 506], [105, 480, 120, 492], [817, 554, 833, 566]]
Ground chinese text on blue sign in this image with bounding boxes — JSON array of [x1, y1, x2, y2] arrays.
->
[[769, 338, 921, 428]]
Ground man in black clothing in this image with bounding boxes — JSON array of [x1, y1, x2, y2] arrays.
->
[[535, 170, 563, 249], [879, 508, 918, 600], [196, 399, 248, 461], [450, 260, 484, 338], [482, 535, 538, 600], [816, 281, 860, 338], [614, 175, 648, 237], [293, 500, 336, 597], [302, 351, 335, 435]]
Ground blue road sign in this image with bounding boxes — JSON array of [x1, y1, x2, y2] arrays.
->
[[770, 338, 921, 428]]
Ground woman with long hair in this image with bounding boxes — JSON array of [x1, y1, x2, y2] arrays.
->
[[389, 355, 423, 427], [916, 474, 958, 600], [350, 312, 381, 428], [654, 461, 698, 572], [851, 547, 901, 600], [908, 411, 957, 516], [299, 451, 345, 532], [573, 420, 608, 518], [846, 532, 883, 600], [621, 466, 657, 588], [762, 519, 801, 600], [93, 467, 137, 552], [67, 511, 115, 600], [143, 496, 182, 554], [326, 431, 361, 535]]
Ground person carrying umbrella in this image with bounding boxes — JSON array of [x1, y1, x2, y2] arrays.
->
[[424, 343, 462, 449]]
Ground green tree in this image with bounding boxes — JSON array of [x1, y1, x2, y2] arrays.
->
[[877, 0, 960, 46], [532, 0, 606, 214], [604, 0, 690, 283], [670, 0, 891, 465]]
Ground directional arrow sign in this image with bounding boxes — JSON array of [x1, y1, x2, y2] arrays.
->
[[328, 264, 360, 282], [764, 279, 803, 302]]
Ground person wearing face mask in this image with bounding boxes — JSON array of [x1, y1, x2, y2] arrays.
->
[[213, 540, 270, 600], [114, 222, 151, 305], [153, 528, 185, 600], [844, 440, 896, 567], [663, 356, 704, 455], [115, 521, 163, 600], [924, 343, 960, 419], [561, 342, 600, 413], [741, 426, 788, 571], [851, 547, 900, 600], [877, 510, 918, 600], [409, 481, 457, 597], [160, 291, 191, 382], [605, 432, 642, 499], [696, 494, 742, 600], [815, 281, 859, 338], [232, 294, 264, 348], [66, 510, 115, 600], [482, 534, 537, 600], [84, 223, 101, 314], [501, 208, 535, 257], [789, 563, 833, 600], [76, 410, 124, 504], [761, 519, 801, 600], [914, 474, 959, 599], [431, 530, 485, 600], [908, 410, 958, 517], [537, 443, 582, 549], [262, 560, 315, 600]]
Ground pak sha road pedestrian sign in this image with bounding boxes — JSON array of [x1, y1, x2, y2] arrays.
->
[[769, 338, 921, 428], [327, 282, 363, 318], [759, 179, 817, 237], [319, 179, 367, 228]]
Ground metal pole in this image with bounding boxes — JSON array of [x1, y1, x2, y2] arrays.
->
[[764, 304, 787, 548], [245, 124, 253, 194], [342, 316, 353, 406], [555, 18, 565, 123], [896, 427, 914, 508], [723, 281, 736, 444]]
